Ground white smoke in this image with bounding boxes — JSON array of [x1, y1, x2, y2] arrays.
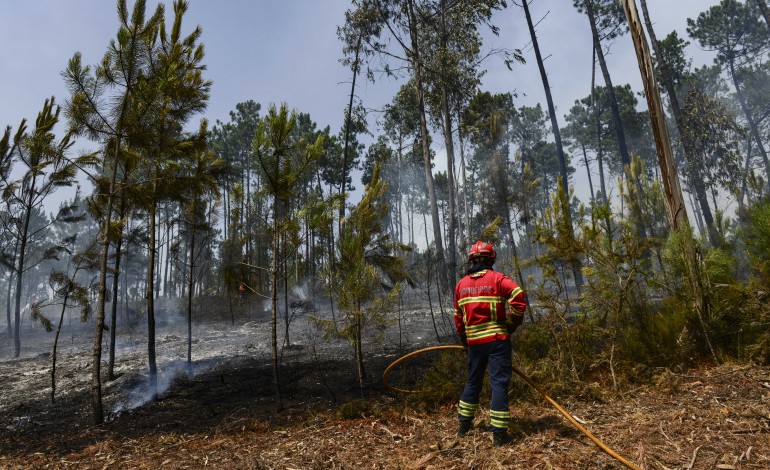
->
[[111, 359, 191, 413]]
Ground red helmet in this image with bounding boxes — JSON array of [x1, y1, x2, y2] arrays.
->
[[468, 241, 496, 261]]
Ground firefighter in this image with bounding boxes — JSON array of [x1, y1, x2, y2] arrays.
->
[[239, 281, 247, 304], [454, 241, 527, 446]]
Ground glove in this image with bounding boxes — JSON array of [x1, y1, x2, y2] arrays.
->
[[458, 333, 468, 348], [505, 315, 523, 334]]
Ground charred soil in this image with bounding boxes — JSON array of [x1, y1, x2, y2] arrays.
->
[[1, 313, 769, 469]]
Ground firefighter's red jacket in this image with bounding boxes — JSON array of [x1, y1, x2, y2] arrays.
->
[[454, 269, 527, 345]]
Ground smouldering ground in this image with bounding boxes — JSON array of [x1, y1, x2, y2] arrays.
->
[[1, 310, 769, 469]]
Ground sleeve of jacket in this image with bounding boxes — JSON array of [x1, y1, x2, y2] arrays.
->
[[500, 275, 527, 316], [453, 284, 465, 335]]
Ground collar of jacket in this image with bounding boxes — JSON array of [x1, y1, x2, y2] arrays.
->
[[467, 262, 493, 274]]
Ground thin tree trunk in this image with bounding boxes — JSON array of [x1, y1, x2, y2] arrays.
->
[[354, 303, 365, 391], [13, 176, 37, 357], [92, 130, 122, 425], [738, 136, 753, 212], [458, 123, 472, 248], [6, 240, 17, 339], [271, 199, 283, 410], [581, 144, 596, 201], [407, 0, 448, 293], [591, 48, 609, 206], [146, 197, 158, 398], [108, 192, 127, 381], [524, 0, 583, 292], [340, 35, 362, 225], [187, 202, 196, 375], [51, 288, 71, 404], [585, 0, 631, 168], [693, 178, 718, 246], [440, 0, 459, 288], [164, 205, 171, 298]]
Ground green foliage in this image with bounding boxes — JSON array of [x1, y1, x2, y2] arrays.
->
[[402, 350, 467, 411], [743, 198, 770, 285], [325, 162, 411, 386]]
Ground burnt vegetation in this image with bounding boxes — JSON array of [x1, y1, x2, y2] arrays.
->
[[2, 0, 770, 468]]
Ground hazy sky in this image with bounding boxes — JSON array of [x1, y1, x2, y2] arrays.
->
[[0, 0, 722, 202]]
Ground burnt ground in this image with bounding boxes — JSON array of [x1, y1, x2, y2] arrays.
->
[[0, 303, 769, 469]]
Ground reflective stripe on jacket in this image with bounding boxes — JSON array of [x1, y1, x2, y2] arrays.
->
[[454, 269, 526, 345]]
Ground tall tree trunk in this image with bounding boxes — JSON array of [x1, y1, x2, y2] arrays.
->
[[354, 303, 365, 391], [92, 129, 123, 425], [440, 0, 459, 288], [146, 196, 158, 398], [524, 0, 583, 292], [108, 188, 128, 381], [586, 0, 649, 240], [457, 123, 472, 248], [163, 205, 171, 298], [407, 0, 448, 293], [51, 293, 69, 404], [270, 198, 283, 410], [108, 226, 124, 381], [591, 48, 609, 207], [187, 202, 196, 374], [13, 176, 37, 357], [585, 0, 631, 168], [6, 239, 17, 339], [738, 136, 753, 212], [341, 35, 362, 225], [692, 178, 719, 246], [581, 144, 596, 201]]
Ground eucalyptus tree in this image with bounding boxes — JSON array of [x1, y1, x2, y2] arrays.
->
[[341, 0, 450, 292], [252, 103, 324, 410], [0, 98, 87, 358], [417, 0, 510, 286], [131, 0, 210, 396], [63, 0, 165, 424], [688, 0, 770, 183]]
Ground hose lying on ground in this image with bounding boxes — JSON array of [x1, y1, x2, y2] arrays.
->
[[382, 345, 641, 470]]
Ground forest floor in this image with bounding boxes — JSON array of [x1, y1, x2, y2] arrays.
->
[[0, 304, 769, 469]]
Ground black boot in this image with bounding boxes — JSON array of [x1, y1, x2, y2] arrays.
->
[[458, 420, 472, 437], [492, 431, 513, 447]]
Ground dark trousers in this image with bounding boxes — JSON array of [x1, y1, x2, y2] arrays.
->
[[458, 339, 512, 432]]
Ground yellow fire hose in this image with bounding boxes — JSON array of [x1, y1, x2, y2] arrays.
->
[[382, 345, 641, 470]]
